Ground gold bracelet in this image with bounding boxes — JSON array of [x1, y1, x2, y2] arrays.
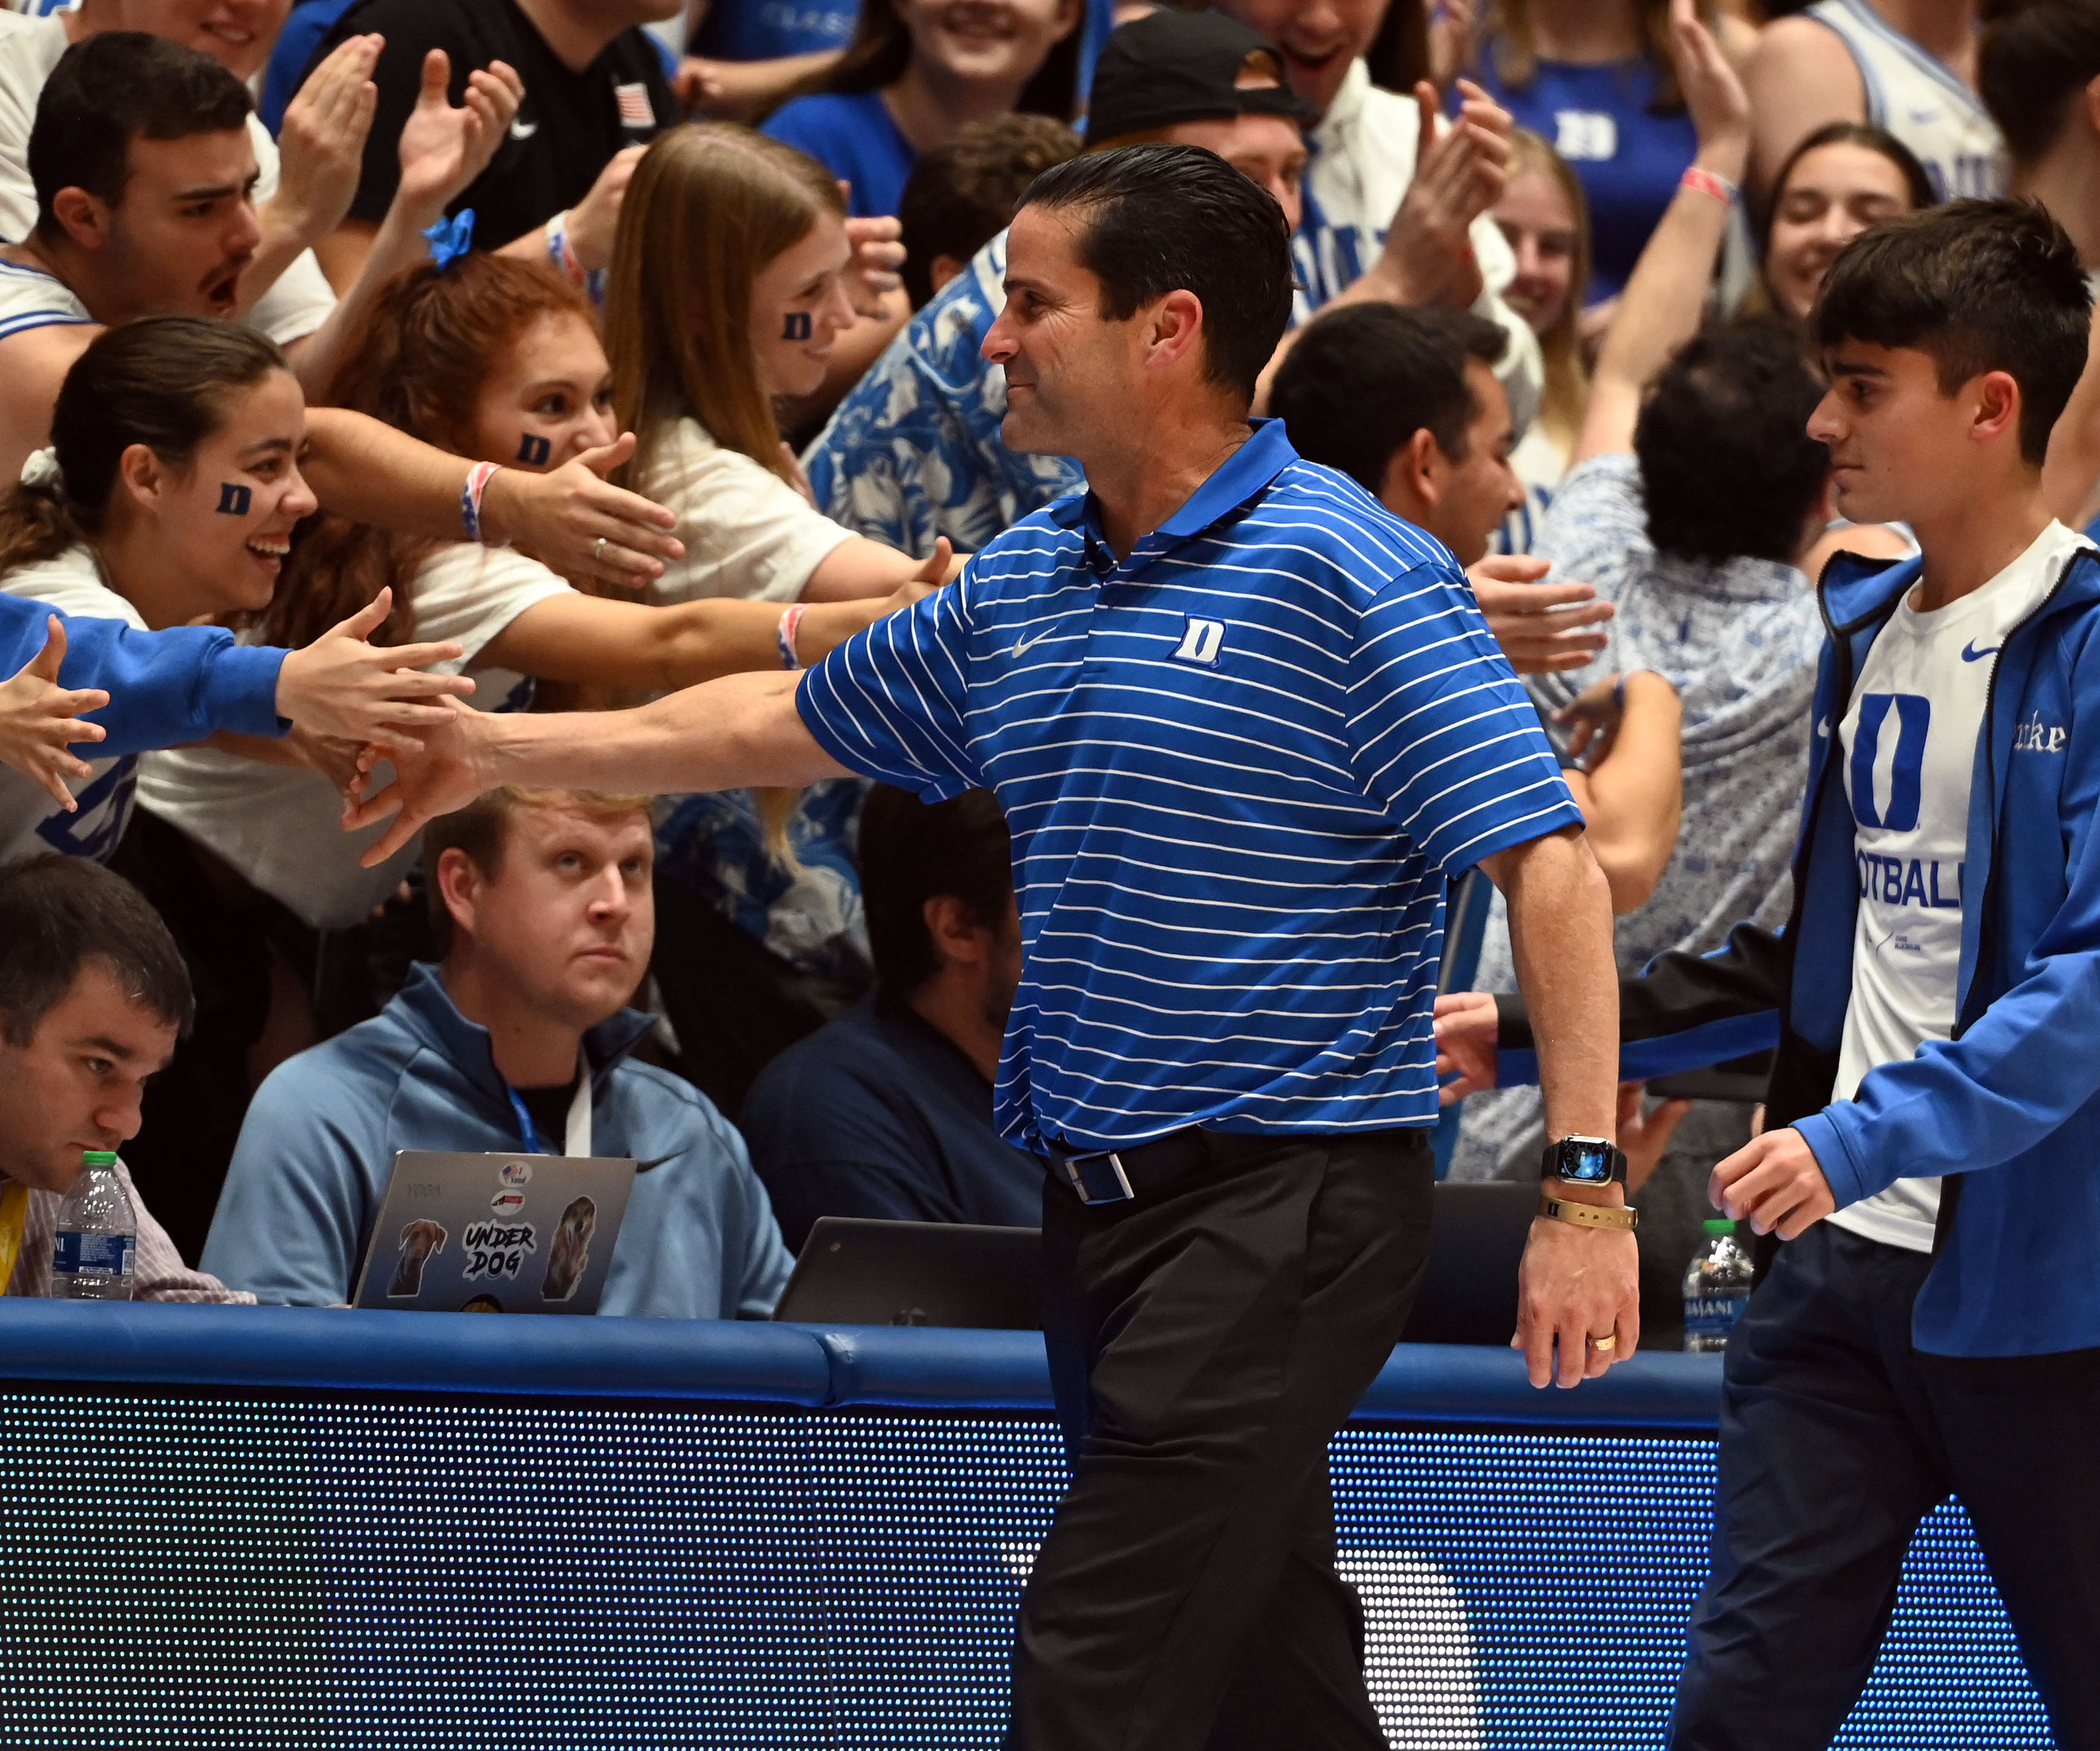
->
[[1538, 1193, 1639, 1231]]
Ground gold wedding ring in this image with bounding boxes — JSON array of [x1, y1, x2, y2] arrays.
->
[[1590, 1332, 1617, 1351]]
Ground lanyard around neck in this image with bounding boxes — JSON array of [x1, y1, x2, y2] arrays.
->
[[502, 1056, 591, 1157]]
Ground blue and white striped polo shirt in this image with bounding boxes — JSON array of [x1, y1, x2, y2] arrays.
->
[[797, 420, 1581, 1155]]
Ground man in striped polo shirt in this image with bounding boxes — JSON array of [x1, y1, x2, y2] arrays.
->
[[353, 144, 1634, 1750]]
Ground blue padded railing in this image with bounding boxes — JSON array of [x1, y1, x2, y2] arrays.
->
[[0, 1298, 1723, 1429]]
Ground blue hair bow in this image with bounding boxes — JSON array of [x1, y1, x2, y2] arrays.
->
[[422, 208, 476, 271]]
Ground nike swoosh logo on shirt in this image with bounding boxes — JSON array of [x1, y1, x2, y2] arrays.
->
[[1960, 641, 2000, 662], [1011, 631, 1052, 657], [509, 119, 539, 140], [1816, 716, 1831, 738]]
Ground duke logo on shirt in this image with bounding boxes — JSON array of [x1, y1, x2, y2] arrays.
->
[[1850, 693, 1930, 832], [1170, 616, 1226, 667]]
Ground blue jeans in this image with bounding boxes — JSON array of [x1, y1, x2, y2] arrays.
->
[[1670, 1222, 2100, 1750]]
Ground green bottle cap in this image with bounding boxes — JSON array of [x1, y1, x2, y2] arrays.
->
[[1703, 1217, 1738, 1235], [82, 1150, 118, 1167]]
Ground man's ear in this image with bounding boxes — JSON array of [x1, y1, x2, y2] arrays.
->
[[1970, 368, 2024, 449], [922, 893, 990, 971], [2083, 72, 2100, 140], [1145, 288, 1208, 376], [1378, 427, 1444, 517], [47, 187, 107, 252], [435, 847, 483, 947]]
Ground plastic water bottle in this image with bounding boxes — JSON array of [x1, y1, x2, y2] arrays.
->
[[1683, 1219, 1752, 1354], [50, 1150, 137, 1300]]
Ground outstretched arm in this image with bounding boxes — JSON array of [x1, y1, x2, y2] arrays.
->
[[1574, 0, 1750, 464], [1555, 669, 1683, 913], [347, 670, 853, 863], [301, 413, 684, 588]]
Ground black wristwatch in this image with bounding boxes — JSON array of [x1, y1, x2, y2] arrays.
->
[[1541, 1135, 1628, 1188]]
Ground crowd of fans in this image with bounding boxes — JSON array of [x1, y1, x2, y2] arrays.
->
[[0, 0, 2092, 1344]]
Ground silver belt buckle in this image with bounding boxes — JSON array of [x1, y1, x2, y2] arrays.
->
[[1060, 1150, 1136, 1205]]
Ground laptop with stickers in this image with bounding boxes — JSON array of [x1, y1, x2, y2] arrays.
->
[[350, 1150, 639, 1314]]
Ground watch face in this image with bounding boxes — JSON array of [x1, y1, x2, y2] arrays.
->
[[1556, 1137, 1618, 1184]]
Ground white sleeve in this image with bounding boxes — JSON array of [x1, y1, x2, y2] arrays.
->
[[0, 549, 149, 626], [644, 421, 858, 604], [247, 249, 338, 347], [1467, 210, 1544, 438], [408, 543, 577, 668]]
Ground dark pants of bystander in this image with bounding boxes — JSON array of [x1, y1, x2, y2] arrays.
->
[[1670, 1221, 2100, 1751], [1012, 1128, 1434, 1751]]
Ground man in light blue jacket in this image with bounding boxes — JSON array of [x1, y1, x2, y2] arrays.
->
[[203, 786, 793, 1319]]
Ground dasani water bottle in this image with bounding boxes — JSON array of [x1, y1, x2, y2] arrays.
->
[[1683, 1218, 1751, 1353], [50, 1150, 137, 1300]]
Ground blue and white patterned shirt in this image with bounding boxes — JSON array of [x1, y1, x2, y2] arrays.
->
[[796, 419, 1581, 1154], [801, 232, 1084, 557], [801, 60, 1541, 556], [1453, 454, 1820, 1179]]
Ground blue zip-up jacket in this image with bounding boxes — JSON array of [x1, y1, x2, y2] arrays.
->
[[1495, 543, 2100, 1358], [0, 594, 286, 753], [202, 964, 795, 1319]]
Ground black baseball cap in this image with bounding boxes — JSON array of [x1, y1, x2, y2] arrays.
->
[[1083, 10, 1319, 149]]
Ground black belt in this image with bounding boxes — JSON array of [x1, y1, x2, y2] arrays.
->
[[1049, 1126, 1313, 1206]]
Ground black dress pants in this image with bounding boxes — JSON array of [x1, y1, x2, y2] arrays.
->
[[1670, 1222, 2100, 1751], [1015, 1129, 1434, 1751]]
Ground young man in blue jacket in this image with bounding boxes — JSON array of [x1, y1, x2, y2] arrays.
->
[[203, 785, 794, 1319], [1437, 199, 2100, 1748]]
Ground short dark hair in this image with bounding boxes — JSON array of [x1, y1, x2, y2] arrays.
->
[[424, 788, 653, 953], [1811, 199, 2091, 465], [1635, 317, 1829, 565], [899, 114, 1082, 309], [1018, 143, 1295, 406], [1981, 0, 2100, 170], [1269, 304, 1508, 493], [856, 786, 1013, 995], [31, 33, 253, 241], [0, 856, 192, 1046]]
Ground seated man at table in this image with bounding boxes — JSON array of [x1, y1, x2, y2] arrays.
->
[[738, 785, 1043, 1252], [0, 856, 250, 1301], [203, 788, 794, 1317]]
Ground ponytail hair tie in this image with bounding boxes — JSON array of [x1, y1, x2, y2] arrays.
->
[[18, 446, 64, 500]]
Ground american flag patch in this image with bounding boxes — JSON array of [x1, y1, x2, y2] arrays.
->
[[615, 82, 655, 128]]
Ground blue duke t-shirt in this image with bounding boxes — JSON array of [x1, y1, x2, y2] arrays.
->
[[764, 89, 917, 218], [1469, 50, 1695, 303]]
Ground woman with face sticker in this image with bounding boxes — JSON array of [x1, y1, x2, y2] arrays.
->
[[137, 253, 938, 943], [600, 126, 977, 1107], [604, 125, 968, 609], [0, 317, 476, 870], [761, 0, 1085, 221]]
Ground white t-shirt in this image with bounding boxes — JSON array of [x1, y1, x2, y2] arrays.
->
[[1302, 60, 1542, 433], [1829, 519, 2095, 1251], [0, 11, 337, 347], [0, 542, 144, 861], [639, 416, 857, 604], [138, 543, 572, 929]]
